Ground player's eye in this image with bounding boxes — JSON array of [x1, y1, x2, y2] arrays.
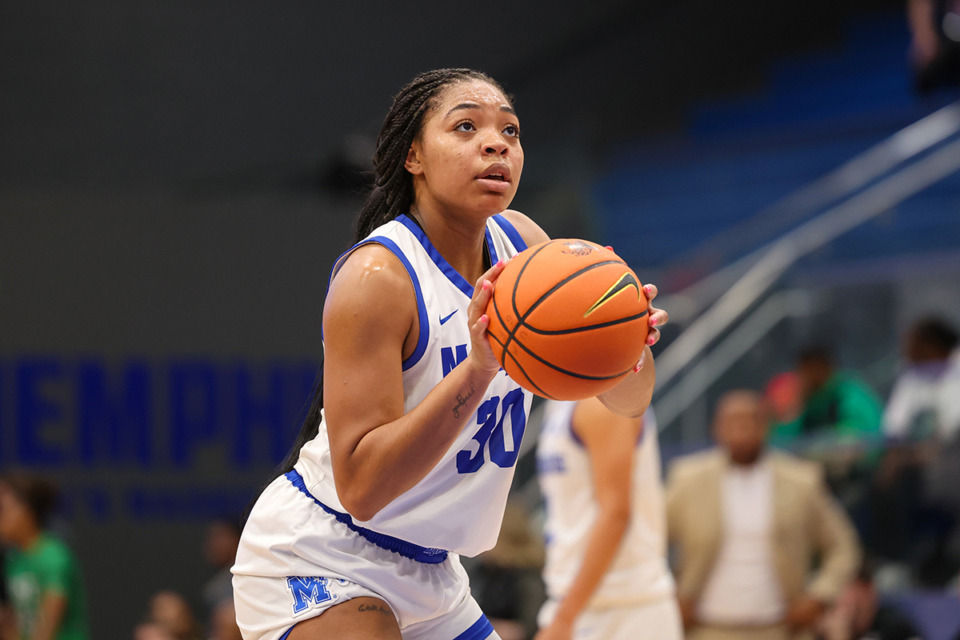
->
[[503, 124, 520, 138], [454, 121, 476, 133]]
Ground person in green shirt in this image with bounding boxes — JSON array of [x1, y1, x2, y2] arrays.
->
[[772, 346, 883, 450], [0, 472, 89, 640], [770, 346, 885, 529]]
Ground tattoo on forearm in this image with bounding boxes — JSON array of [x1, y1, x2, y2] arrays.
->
[[452, 385, 476, 419], [358, 603, 392, 616]]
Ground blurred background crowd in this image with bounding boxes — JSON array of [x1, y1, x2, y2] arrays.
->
[[3, 0, 960, 638]]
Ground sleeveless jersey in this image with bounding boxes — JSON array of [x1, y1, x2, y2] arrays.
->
[[537, 400, 675, 608], [295, 213, 533, 558]]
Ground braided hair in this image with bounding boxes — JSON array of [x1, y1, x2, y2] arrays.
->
[[353, 68, 510, 242], [252, 69, 512, 507]]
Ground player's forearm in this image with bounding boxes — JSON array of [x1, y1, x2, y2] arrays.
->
[[334, 358, 498, 520], [552, 506, 630, 625], [598, 347, 655, 418]]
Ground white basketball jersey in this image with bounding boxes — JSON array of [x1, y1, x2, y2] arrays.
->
[[537, 400, 675, 608], [295, 213, 533, 558]]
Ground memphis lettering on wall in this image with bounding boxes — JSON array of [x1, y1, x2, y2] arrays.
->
[[0, 357, 319, 522]]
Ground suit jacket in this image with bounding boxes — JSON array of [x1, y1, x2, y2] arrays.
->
[[666, 448, 860, 608]]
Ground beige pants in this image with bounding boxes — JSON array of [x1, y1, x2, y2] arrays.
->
[[687, 624, 813, 640]]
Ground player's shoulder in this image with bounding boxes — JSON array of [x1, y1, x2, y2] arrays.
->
[[324, 242, 416, 319], [331, 242, 413, 290], [498, 209, 549, 246]]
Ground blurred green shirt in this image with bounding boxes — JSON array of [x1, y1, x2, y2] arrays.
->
[[5, 533, 89, 640], [772, 372, 883, 448]]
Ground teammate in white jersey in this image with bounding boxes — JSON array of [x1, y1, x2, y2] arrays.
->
[[232, 68, 668, 640], [536, 399, 683, 640]]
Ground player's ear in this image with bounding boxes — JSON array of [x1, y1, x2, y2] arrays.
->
[[405, 142, 423, 175]]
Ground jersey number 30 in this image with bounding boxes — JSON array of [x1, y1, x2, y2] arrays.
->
[[457, 388, 527, 474]]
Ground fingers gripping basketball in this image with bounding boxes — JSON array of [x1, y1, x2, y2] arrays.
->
[[485, 239, 649, 400]]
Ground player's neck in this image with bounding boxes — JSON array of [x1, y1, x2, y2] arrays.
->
[[411, 206, 489, 283]]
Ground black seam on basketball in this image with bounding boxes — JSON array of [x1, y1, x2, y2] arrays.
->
[[524, 309, 649, 336], [518, 259, 626, 320], [502, 241, 556, 360], [491, 321, 555, 398], [508, 333, 632, 381], [489, 288, 512, 370], [494, 240, 637, 392], [502, 347, 555, 399], [505, 241, 624, 358]]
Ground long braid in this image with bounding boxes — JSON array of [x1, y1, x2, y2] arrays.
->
[[243, 70, 511, 521]]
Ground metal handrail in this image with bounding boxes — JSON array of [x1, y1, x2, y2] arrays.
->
[[659, 101, 960, 326], [654, 134, 960, 430], [653, 289, 814, 434]]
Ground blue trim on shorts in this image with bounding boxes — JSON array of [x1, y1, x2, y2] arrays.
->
[[284, 470, 449, 564], [453, 614, 495, 640], [277, 626, 294, 640]]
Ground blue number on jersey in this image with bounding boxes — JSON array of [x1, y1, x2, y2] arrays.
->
[[456, 387, 527, 473]]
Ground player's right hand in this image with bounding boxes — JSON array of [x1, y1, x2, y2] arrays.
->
[[467, 259, 508, 375]]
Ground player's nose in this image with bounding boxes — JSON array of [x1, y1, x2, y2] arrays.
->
[[481, 134, 509, 156]]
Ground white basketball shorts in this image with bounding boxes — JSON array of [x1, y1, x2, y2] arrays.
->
[[232, 472, 499, 640], [537, 595, 684, 640]]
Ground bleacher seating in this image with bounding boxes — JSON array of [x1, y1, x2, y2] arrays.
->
[[594, 10, 960, 277]]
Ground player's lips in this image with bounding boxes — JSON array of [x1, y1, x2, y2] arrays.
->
[[476, 164, 512, 191]]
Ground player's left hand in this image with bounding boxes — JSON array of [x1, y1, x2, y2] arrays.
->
[[644, 284, 667, 346], [603, 246, 666, 367], [632, 283, 667, 373]]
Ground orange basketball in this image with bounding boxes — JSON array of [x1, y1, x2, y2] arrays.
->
[[486, 238, 649, 400]]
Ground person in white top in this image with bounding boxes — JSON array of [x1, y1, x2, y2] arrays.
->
[[536, 398, 683, 640], [875, 317, 960, 574], [231, 68, 668, 640], [883, 316, 960, 441]]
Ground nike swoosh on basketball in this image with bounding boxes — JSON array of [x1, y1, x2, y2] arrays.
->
[[583, 272, 642, 317], [439, 310, 458, 325]]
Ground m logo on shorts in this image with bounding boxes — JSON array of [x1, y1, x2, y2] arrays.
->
[[286, 576, 333, 614]]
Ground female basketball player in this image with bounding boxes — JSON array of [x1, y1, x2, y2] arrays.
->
[[536, 399, 683, 640], [232, 68, 668, 640]]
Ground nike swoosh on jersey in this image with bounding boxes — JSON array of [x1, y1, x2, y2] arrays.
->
[[439, 310, 458, 325], [583, 272, 642, 317]]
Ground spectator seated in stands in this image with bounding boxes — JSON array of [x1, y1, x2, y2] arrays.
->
[[771, 346, 884, 519], [884, 316, 960, 442], [872, 316, 960, 587], [667, 390, 861, 640], [772, 346, 883, 452]]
